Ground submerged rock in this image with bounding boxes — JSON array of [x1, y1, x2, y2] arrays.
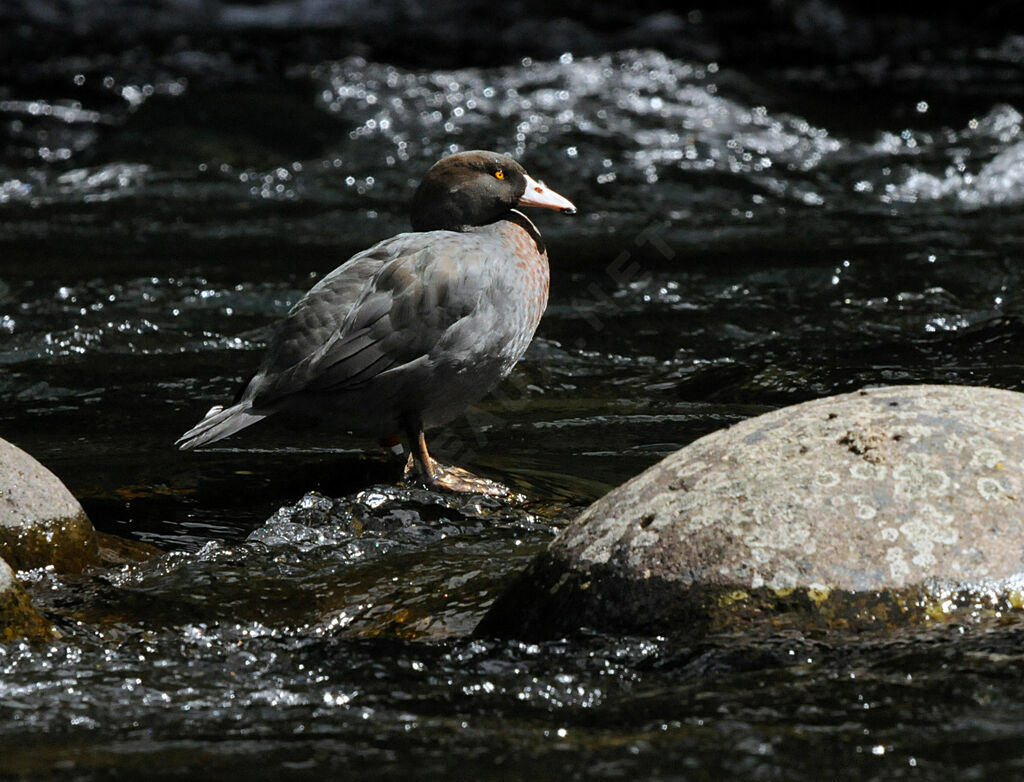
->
[[0, 437, 100, 573], [1, 557, 52, 641], [95, 531, 163, 567], [478, 385, 1024, 639]]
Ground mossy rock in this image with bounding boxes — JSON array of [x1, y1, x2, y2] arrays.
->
[[478, 385, 1024, 639], [1, 437, 100, 573], [1, 557, 53, 641]]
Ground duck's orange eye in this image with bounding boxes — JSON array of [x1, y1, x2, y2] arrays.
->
[[494, 170, 504, 180]]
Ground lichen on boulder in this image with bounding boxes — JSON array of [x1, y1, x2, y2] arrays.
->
[[478, 385, 1024, 640]]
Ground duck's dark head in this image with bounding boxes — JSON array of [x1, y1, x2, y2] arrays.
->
[[410, 150, 576, 232]]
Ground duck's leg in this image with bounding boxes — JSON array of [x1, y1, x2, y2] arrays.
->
[[402, 425, 509, 496]]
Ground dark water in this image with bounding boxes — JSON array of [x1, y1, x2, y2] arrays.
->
[[4, 5, 1024, 779]]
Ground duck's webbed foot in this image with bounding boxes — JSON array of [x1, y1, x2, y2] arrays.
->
[[401, 428, 510, 497], [402, 451, 510, 496]]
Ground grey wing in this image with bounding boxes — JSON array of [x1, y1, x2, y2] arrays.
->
[[246, 232, 484, 407]]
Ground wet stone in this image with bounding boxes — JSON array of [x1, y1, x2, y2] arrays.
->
[[0, 437, 100, 573], [478, 385, 1024, 640], [95, 531, 163, 567], [1, 557, 52, 641], [92, 486, 553, 642]]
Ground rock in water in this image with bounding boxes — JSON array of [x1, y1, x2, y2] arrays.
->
[[477, 385, 1024, 640], [0, 437, 99, 573], [1, 557, 52, 641]]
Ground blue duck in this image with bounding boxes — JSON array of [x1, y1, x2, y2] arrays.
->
[[176, 150, 576, 493]]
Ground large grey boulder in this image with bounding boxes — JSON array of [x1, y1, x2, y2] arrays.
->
[[1, 437, 99, 573], [478, 385, 1024, 639], [1, 556, 52, 641]]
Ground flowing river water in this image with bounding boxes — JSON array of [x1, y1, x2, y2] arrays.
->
[[4, 8, 1024, 779]]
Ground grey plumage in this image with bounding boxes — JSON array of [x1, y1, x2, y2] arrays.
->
[[176, 150, 575, 494], [176, 224, 544, 449]]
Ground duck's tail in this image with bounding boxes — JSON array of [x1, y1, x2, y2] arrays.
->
[[175, 403, 268, 450]]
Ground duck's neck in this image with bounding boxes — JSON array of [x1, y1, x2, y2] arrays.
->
[[477, 209, 545, 254]]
